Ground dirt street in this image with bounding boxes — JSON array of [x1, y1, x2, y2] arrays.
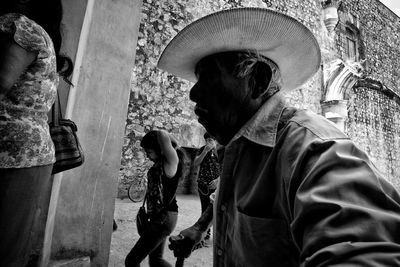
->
[[109, 195, 213, 266]]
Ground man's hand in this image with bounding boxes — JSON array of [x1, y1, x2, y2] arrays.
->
[[170, 203, 214, 258], [169, 225, 204, 258]]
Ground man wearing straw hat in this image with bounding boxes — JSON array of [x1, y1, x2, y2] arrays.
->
[[159, 7, 400, 267]]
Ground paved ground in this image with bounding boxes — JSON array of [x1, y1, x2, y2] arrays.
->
[[109, 195, 213, 267]]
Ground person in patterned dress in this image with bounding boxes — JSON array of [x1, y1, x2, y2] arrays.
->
[[125, 130, 183, 267], [0, 0, 73, 266], [192, 132, 220, 248]]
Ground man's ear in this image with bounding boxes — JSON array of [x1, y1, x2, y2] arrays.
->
[[250, 62, 272, 99]]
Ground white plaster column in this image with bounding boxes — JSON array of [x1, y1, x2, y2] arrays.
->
[[39, 0, 143, 266]]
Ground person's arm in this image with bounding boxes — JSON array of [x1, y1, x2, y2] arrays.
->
[[190, 202, 214, 232], [157, 130, 179, 178], [191, 145, 213, 180], [169, 179, 218, 258], [285, 137, 400, 266], [169, 203, 214, 258], [0, 33, 36, 100], [194, 144, 213, 166]]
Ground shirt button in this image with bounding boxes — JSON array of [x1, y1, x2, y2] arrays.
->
[[217, 249, 223, 256], [220, 205, 226, 211]]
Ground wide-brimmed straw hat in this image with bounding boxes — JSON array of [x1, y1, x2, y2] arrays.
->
[[158, 7, 321, 91]]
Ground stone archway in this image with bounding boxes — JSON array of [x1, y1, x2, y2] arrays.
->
[[321, 59, 363, 131]]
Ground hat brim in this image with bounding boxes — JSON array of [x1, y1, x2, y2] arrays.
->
[[158, 7, 321, 91]]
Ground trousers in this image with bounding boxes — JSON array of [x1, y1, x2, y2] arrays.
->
[[0, 165, 53, 267], [125, 211, 178, 267]]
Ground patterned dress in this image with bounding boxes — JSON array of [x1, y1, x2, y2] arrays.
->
[[197, 147, 220, 194], [0, 13, 58, 168]]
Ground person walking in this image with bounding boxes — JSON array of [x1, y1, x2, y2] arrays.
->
[[125, 130, 183, 267], [192, 132, 220, 248]]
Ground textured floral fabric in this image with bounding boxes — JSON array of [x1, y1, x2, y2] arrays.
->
[[0, 13, 58, 168], [198, 147, 220, 187]]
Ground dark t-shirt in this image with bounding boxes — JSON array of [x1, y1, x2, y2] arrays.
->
[[162, 166, 180, 212], [147, 158, 182, 214]]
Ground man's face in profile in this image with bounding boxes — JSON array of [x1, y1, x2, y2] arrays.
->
[[189, 54, 256, 145]]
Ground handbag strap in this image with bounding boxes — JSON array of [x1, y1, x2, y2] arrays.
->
[[51, 91, 63, 126]]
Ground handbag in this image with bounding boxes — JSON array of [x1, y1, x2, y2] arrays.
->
[[136, 193, 149, 235], [49, 91, 84, 174]]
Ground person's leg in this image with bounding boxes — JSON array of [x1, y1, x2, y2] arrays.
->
[[125, 211, 177, 267], [0, 165, 53, 267], [148, 239, 171, 267], [148, 211, 177, 267], [125, 232, 159, 267]]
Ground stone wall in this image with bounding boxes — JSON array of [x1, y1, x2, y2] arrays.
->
[[119, 0, 400, 197], [335, 0, 400, 95], [347, 80, 400, 189], [334, 0, 400, 188]]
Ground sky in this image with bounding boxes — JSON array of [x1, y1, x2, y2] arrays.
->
[[379, 0, 400, 17]]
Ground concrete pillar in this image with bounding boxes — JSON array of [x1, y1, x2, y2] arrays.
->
[[41, 0, 143, 266], [321, 100, 349, 132]]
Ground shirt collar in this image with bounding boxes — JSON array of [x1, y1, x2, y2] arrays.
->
[[230, 91, 287, 147]]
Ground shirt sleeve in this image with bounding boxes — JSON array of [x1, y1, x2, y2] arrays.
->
[[0, 13, 49, 55], [287, 137, 400, 266]]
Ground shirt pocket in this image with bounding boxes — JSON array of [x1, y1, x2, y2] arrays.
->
[[232, 211, 299, 267]]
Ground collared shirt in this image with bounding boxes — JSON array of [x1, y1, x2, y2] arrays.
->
[[213, 92, 400, 266]]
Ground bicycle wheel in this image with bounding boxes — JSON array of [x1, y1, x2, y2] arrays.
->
[[128, 178, 147, 202]]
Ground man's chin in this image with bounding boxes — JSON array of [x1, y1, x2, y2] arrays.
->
[[199, 122, 216, 139], [198, 119, 228, 144], [203, 128, 226, 145]]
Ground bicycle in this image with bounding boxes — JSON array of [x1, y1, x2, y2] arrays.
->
[[127, 176, 147, 203]]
